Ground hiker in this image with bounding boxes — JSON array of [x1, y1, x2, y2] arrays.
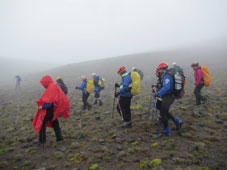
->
[[191, 62, 206, 106], [56, 76, 68, 95], [92, 73, 103, 106], [132, 67, 144, 80], [152, 62, 182, 136], [15, 75, 21, 90], [32, 75, 69, 144], [115, 66, 132, 128], [172, 62, 184, 75], [76, 76, 92, 110]]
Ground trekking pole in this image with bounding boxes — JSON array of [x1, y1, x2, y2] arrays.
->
[[116, 97, 127, 134], [153, 97, 160, 134], [148, 92, 153, 116], [112, 87, 117, 118], [149, 85, 156, 121], [69, 89, 76, 102]]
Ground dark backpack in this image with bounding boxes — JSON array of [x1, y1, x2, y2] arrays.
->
[[61, 83, 68, 95], [167, 67, 185, 99]]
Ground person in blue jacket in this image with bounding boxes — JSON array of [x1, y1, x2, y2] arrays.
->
[[15, 75, 21, 90], [76, 76, 92, 110], [153, 62, 182, 136], [92, 73, 103, 106], [115, 66, 133, 128]]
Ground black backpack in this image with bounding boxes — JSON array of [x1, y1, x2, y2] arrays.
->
[[167, 67, 185, 99], [61, 83, 68, 95]]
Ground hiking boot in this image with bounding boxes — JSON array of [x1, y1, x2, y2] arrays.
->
[[99, 100, 103, 106], [82, 106, 87, 110], [174, 118, 183, 130], [122, 121, 132, 128], [163, 127, 171, 136]]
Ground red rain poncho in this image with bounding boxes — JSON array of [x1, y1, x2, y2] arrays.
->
[[32, 75, 69, 133]]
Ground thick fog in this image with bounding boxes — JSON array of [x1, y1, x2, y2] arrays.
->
[[0, 0, 227, 66]]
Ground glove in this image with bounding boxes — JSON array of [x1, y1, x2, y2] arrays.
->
[[115, 83, 120, 88], [115, 92, 119, 98], [75, 86, 79, 89]]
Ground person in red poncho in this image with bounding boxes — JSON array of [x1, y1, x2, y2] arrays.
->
[[32, 75, 70, 144]]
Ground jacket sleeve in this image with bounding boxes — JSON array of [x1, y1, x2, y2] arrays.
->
[[156, 75, 173, 98], [195, 69, 203, 86], [78, 81, 86, 93], [119, 77, 131, 94], [42, 103, 53, 109]]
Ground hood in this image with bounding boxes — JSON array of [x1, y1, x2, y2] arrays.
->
[[40, 75, 55, 89]]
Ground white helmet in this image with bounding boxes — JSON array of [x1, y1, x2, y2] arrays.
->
[[132, 67, 136, 71], [81, 75, 87, 81], [91, 73, 96, 77], [172, 62, 176, 67]]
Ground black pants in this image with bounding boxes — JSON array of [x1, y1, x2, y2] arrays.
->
[[117, 97, 132, 122], [95, 91, 100, 98], [156, 95, 175, 128], [39, 107, 63, 143], [194, 84, 205, 105], [82, 92, 91, 109]]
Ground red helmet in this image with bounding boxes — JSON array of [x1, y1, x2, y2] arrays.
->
[[156, 68, 160, 73], [191, 62, 199, 67], [117, 66, 126, 74], [157, 62, 168, 70]]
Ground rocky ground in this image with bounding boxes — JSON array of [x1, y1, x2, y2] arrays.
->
[[0, 70, 227, 170]]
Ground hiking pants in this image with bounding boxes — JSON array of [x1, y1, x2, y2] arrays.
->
[[15, 82, 21, 90], [117, 96, 132, 122], [194, 84, 205, 105], [39, 107, 63, 143], [156, 95, 175, 128], [82, 92, 91, 109]]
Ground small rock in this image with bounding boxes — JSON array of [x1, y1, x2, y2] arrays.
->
[[7, 128, 14, 132], [57, 146, 66, 152], [104, 111, 111, 114], [76, 133, 88, 139], [192, 108, 201, 117], [115, 137, 123, 143], [99, 139, 105, 145], [26, 137, 33, 142], [72, 168, 80, 170], [112, 134, 117, 139], [95, 116, 101, 120], [116, 144, 123, 151], [36, 168, 46, 170], [223, 121, 227, 128], [215, 119, 224, 124], [21, 144, 32, 149]]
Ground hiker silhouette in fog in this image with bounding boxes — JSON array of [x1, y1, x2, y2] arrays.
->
[[15, 75, 21, 90], [92, 73, 104, 106], [56, 76, 68, 95], [153, 62, 183, 136], [191, 62, 207, 106], [32, 75, 69, 144], [76, 76, 92, 110]]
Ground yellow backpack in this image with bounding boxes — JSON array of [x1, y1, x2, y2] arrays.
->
[[98, 78, 105, 89], [130, 72, 141, 96], [201, 66, 211, 87], [86, 80, 94, 93]]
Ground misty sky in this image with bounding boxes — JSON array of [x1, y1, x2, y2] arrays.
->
[[0, 0, 227, 65]]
